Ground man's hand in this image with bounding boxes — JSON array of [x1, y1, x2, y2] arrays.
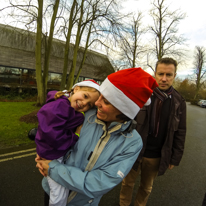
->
[[168, 164, 175, 170]]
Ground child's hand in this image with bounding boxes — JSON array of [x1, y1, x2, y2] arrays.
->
[[75, 124, 83, 136], [35, 154, 45, 176], [35, 154, 51, 177]]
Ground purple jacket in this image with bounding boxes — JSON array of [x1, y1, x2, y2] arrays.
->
[[35, 91, 84, 160]]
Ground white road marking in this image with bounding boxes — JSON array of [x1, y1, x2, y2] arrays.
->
[[0, 152, 37, 162], [0, 148, 36, 157], [0, 148, 36, 162]]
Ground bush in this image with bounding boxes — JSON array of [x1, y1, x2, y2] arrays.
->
[[190, 99, 198, 105], [0, 86, 37, 102]]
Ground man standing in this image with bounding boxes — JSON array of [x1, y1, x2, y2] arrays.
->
[[119, 57, 187, 206]]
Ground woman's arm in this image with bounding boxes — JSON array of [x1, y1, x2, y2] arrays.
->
[[36, 135, 143, 199]]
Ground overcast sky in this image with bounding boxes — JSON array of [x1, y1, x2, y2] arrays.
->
[[121, 0, 206, 78], [122, 0, 206, 47], [0, 0, 205, 79]]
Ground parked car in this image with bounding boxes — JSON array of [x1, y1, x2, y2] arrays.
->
[[200, 100, 206, 108], [197, 99, 204, 106]]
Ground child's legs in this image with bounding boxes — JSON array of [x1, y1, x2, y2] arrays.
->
[[47, 157, 69, 206], [47, 176, 69, 206]]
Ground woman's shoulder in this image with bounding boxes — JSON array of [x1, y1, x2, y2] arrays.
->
[[131, 129, 141, 139], [126, 129, 143, 150], [121, 127, 142, 145], [84, 107, 97, 118], [80, 108, 97, 129]]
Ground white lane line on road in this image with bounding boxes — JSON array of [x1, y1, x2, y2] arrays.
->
[[0, 148, 36, 157], [0, 152, 37, 162]]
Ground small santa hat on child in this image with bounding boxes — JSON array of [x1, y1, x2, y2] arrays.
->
[[100, 67, 158, 119], [72, 79, 100, 91]]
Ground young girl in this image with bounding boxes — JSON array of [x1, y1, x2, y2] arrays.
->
[[35, 79, 100, 206]]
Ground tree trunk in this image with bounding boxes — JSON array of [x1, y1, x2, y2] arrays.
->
[[35, 0, 44, 106], [60, 0, 77, 90], [43, 0, 60, 101], [67, 0, 84, 89], [74, 17, 94, 84]]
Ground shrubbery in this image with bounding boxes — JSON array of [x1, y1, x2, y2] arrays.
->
[[0, 86, 37, 102], [190, 99, 198, 105]]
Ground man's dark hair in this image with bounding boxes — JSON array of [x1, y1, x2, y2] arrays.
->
[[155, 57, 178, 73]]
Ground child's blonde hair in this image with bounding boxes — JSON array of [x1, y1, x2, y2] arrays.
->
[[54, 86, 100, 99]]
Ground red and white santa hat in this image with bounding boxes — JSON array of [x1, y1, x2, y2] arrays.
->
[[100, 67, 158, 119], [72, 79, 100, 91]]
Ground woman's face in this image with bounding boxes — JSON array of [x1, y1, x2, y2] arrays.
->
[[95, 94, 123, 126]]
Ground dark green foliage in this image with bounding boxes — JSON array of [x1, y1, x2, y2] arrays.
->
[[0, 87, 37, 101]]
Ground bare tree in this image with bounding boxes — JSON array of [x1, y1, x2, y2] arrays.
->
[[61, 0, 126, 89], [174, 78, 196, 101], [35, 0, 44, 105], [59, 0, 77, 90], [1, 0, 61, 105], [116, 12, 146, 69], [73, 0, 125, 83], [193, 46, 206, 100], [147, 0, 187, 71], [1, 0, 127, 98], [66, 0, 85, 89], [73, 0, 97, 85], [37, 0, 60, 105]]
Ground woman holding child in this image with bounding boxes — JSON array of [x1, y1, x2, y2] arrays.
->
[[36, 67, 158, 206]]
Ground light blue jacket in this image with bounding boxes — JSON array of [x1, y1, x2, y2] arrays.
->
[[42, 108, 143, 206]]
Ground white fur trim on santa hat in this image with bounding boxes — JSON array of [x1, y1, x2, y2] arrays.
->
[[100, 78, 140, 119], [72, 80, 100, 91], [144, 98, 151, 106]]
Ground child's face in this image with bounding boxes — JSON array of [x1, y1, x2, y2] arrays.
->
[[69, 86, 99, 112]]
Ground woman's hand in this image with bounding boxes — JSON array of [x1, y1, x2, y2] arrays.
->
[[35, 154, 51, 177], [35, 154, 44, 175]]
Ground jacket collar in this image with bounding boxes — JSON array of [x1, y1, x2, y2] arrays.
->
[[95, 118, 132, 134]]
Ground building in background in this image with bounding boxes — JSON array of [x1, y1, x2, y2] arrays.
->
[[0, 24, 114, 90]]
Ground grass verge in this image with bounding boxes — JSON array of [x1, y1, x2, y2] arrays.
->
[[0, 102, 39, 149]]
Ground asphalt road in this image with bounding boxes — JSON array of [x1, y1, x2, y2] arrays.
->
[[0, 102, 205, 206]]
